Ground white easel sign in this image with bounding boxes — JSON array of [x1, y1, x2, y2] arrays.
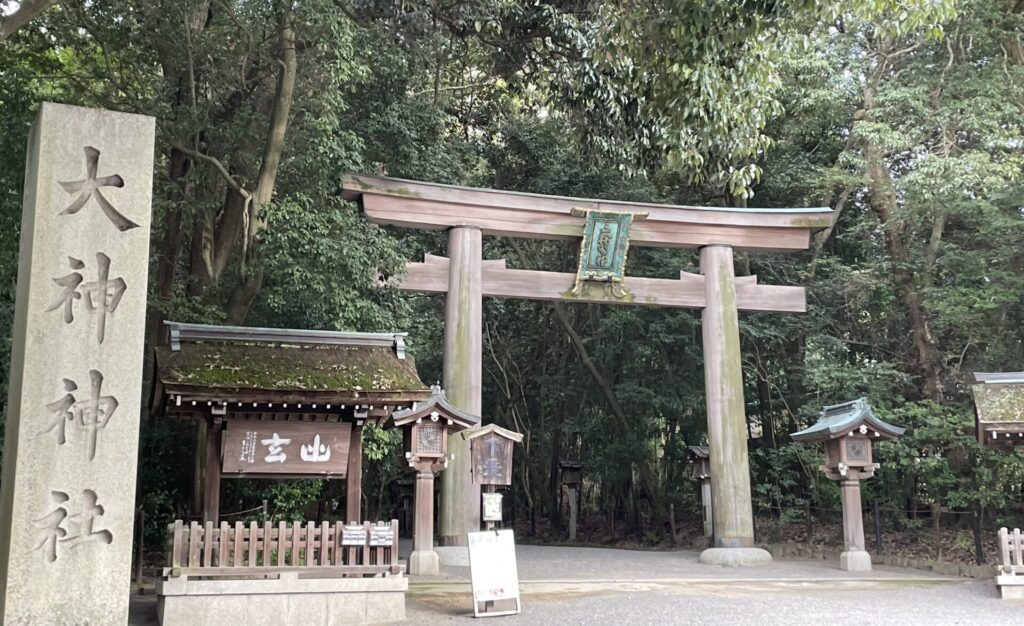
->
[[467, 529, 522, 617]]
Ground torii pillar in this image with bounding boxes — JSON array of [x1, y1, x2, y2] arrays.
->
[[439, 225, 482, 546], [698, 245, 771, 565]]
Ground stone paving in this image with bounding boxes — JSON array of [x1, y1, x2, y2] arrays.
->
[[131, 544, 1024, 625]]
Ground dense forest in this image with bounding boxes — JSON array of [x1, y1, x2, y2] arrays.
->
[[2, 1, 1023, 561]]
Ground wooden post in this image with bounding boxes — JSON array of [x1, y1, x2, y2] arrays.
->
[[699, 245, 766, 565], [408, 470, 440, 575], [135, 508, 144, 592], [484, 485, 497, 532], [873, 499, 884, 554], [839, 478, 871, 571], [346, 423, 364, 523], [439, 225, 482, 546], [202, 417, 222, 524], [568, 485, 578, 541]]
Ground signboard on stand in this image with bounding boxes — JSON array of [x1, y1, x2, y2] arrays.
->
[[467, 529, 521, 617]]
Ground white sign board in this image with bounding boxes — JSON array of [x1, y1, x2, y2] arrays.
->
[[342, 525, 367, 546], [369, 525, 395, 546], [482, 492, 503, 522], [467, 529, 521, 617]]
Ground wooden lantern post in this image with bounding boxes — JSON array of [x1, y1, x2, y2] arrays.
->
[[559, 461, 583, 541], [390, 386, 480, 575], [687, 446, 713, 538], [791, 398, 904, 572]]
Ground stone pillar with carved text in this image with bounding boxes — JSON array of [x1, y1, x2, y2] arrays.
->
[[698, 244, 771, 566], [439, 225, 482, 547], [0, 103, 154, 623]]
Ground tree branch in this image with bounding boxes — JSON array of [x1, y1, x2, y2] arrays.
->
[[0, 0, 59, 40]]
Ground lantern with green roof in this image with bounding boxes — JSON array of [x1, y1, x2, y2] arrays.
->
[[791, 399, 904, 572]]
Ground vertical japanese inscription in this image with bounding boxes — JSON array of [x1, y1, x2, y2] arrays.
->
[[0, 103, 154, 625]]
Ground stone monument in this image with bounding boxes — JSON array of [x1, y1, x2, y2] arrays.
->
[[0, 102, 154, 624]]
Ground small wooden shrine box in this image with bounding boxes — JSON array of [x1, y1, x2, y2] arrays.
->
[[462, 423, 523, 486]]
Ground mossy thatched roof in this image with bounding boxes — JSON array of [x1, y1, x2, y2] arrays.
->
[[157, 342, 427, 395]]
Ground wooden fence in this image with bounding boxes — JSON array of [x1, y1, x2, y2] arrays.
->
[[998, 527, 1024, 572], [164, 519, 401, 578]]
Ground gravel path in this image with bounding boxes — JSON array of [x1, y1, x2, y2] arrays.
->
[[407, 578, 1022, 625], [132, 544, 1023, 625]]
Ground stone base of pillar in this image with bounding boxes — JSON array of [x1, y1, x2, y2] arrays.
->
[[408, 550, 440, 576], [699, 547, 773, 567], [839, 549, 872, 572], [434, 545, 470, 566]]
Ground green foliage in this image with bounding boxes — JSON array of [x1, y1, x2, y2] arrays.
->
[[1, 0, 1023, 547]]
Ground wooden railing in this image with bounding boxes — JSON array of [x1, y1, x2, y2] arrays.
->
[[998, 527, 1024, 573], [164, 519, 401, 578]]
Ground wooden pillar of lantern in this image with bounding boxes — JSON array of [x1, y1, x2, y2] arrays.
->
[[461, 424, 523, 531], [390, 386, 480, 575], [791, 398, 904, 572], [559, 461, 583, 541], [687, 446, 713, 538]]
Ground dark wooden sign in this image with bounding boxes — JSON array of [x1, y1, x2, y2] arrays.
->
[[222, 421, 352, 477], [471, 432, 513, 486]]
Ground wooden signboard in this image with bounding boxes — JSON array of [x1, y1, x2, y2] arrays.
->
[[222, 421, 352, 477], [471, 433, 513, 486], [468, 529, 521, 617]]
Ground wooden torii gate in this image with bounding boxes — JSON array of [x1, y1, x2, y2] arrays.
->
[[343, 174, 834, 564]]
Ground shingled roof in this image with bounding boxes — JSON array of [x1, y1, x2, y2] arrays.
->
[[790, 398, 905, 443], [153, 322, 431, 418]]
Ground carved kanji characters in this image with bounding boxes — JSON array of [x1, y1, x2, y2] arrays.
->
[[32, 489, 113, 563], [45, 253, 127, 343], [41, 371, 119, 461], [58, 146, 139, 231]]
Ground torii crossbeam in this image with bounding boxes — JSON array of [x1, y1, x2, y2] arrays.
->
[[343, 173, 834, 566]]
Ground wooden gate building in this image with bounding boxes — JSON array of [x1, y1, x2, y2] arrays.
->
[[151, 321, 433, 524]]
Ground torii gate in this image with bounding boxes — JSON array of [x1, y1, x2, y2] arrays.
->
[[342, 174, 834, 565]]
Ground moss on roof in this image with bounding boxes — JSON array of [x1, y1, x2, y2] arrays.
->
[[156, 342, 428, 393]]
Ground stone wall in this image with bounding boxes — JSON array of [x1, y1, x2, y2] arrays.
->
[[761, 542, 996, 578]]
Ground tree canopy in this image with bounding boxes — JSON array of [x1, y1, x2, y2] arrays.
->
[[1, 0, 1022, 553]]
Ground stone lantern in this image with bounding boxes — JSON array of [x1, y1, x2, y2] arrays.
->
[[791, 398, 904, 572], [390, 386, 479, 575], [461, 423, 523, 530], [687, 445, 713, 538], [559, 461, 583, 540]]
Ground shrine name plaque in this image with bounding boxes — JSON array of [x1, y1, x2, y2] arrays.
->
[[222, 421, 352, 476]]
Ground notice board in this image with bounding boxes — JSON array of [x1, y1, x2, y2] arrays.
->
[[467, 529, 521, 617]]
